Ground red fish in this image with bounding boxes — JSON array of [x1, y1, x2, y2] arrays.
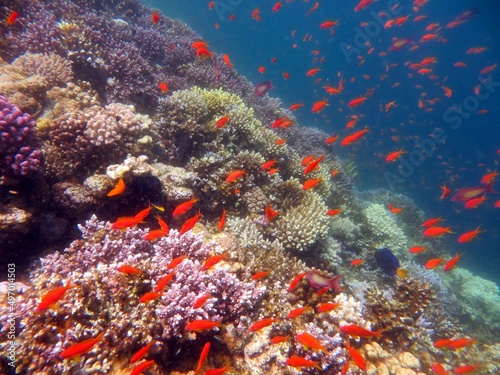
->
[[251, 271, 270, 280], [111, 216, 141, 230], [423, 217, 443, 227], [270, 335, 290, 344], [480, 64, 497, 75], [152, 11, 160, 24], [327, 209, 342, 216], [481, 171, 499, 184], [6, 10, 19, 25], [217, 208, 226, 231], [432, 363, 450, 375], [385, 148, 405, 162], [167, 255, 187, 270], [36, 280, 75, 312], [158, 82, 168, 93], [180, 211, 202, 234], [287, 305, 312, 319], [451, 183, 495, 201], [203, 367, 228, 375], [216, 115, 229, 128], [118, 265, 143, 275], [387, 203, 403, 214], [341, 127, 369, 146], [265, 204, 278, 221], [130, 341, 154, 364], [389, 37, 413, 51], [286, 355, 321, 370], [60, 332, 104, 359], [193, 294, 211, 309], [295, 332, 327, 353], [425, 258, 445, 269], [317, 302, 341, 312], [185, 319, 222, 332], [351, 259, 364, 266], [139, 291, 162, 303], [302, 178, 322, 190], [288, 272, 306, 292], [107, 178, 126, 197], [348, 96, 367, 108], [304, 155, 325, 174], [443, 253, 462, 272], [289, 103, 303, 111], [304, 270, 342, 291], [345, 340, 366, 371], [201, 254, 226, 271], [154, 271, 176, 292], [134, 205, 152, 221], [453, 365, 478, 374], [448, 338, 476, 349], [225, 169, 246, 183], [340, 324, 382, 338], [272, 1, 282, 12], [464, 195, 487, 209], [457, 227, 484, 243], [249, 317, 278, 332], [222, 54, 233, 68], [320, 20, 338, 29], [423, 226, 452, 237], [312, 99, 328, 113], [355, 0, 374, 12], [173, 197, 199, 216], [440, 184, 451, 199], [252, 8, 261, 22], [325, 134, 339, 144], [130, 360, 155, 375], [144, 229, 167, 241], [409, 246, 427, 254], [195, 342, 210, 374], [262, 160, 277, 170], [306, 68, 321, 77], [433, 338, 453, 348]]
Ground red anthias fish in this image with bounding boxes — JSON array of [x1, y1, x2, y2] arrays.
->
[[304, 270, 342, 291], [389, 37, 413, 51], [451, 183, 495, 201]]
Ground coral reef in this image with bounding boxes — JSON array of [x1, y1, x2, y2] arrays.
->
[[0, 95, 43, 176]]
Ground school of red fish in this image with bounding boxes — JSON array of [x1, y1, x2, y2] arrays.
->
[[16, 0, 497, 373]]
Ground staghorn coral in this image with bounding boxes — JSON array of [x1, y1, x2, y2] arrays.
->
[[273, 191, 329, 252], [0, 95, 43, 177], [0, 216, 265, 374], [11, 52, 73, 87]]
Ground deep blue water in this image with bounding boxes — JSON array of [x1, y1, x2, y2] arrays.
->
[[143, 0, 500, 284]]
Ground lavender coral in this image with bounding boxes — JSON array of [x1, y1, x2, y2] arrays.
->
[[0, 216, 265, 374], [0, 95, 43, 176]]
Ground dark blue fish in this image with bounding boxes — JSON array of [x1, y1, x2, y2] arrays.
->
[[375, 247, 400, 277]]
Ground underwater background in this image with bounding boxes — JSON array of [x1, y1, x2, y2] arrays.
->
[[1, 0, 499, 374]]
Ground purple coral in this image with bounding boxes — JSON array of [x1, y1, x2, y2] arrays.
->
[[0, 95, 43, 176]]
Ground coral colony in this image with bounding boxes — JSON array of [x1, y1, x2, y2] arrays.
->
[[0, 1, 499, 375]]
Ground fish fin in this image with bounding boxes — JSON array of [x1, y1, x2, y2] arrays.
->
[[397, 268, 408, 278]]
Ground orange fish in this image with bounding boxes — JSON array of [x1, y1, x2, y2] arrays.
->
[[118, 265, 143, 275], [257, 66, 265, 73], [341, 127, 369, 146], [217, 208, 226, 231], [423, 226, 452, 237], [144, 229, 167, 241], [340, 324, 382, 338], [158, 82, 168, 93], [193, 294, 211, 309], [288, 272, 306, 292], [203, 367, 228, 375], [345, 340, 366, 371], [272, 1, 282, 12], [431, 363, 450, 375], [440, 184, 451, 199], [111, 216, 141, 230], [262, 160, 277, 170], [130, 341, 154, 364], [152, 11, 160, 24], [304, 155, 325, 174], [464, 195, 487, 209], [107, 178, 126, 197], [225, 169, 246, 183], [351, 259, 364, 266], [433, 338, 453, 348], [443, 253, 462, 272], [282, 72, 290, 80], [348, 95, 367, 108], [447, 338, 476, 350], [222, 54, 233, 68], [251, 271, 270, 280], [385, 149, 405, 162], [330, 169, 339, 178], [423, 217, 443, 227], [325, 134, 339, 144], [167, 255, 187, 270], [306, 68, 321, 77], [6, 10, 19, 25], [185, 319, 222, 332], [295, 332, 327, 353], [442, 86, 452, 98], [252, 8, 261, 22], [130, 360, 156, 375], [453, 365, 478, 374], [409, 246, 427, 254], [201, 254, 226, 271], [326, 209, 342, 216], [481, 170, 499, 184], [179, 211, 202, 234], [289, 103, 303, 111], [195, 342, 210, 374], [457, 227, 484, 243], [275, 138, 286, 145], [311, 99, 328, 113], [155, 215, 169, 233], [425, 257, 445, 269], [154, 271, 176, 292], [270, 335, 291, 344], [387, 203, 403, 214], [302, 178, 322, 190], [287, 305, 311, 319], [134, 205, 152, 221], [317, 302, 341, 312], [285, 355, 321, 370], [320, 20, 338, 29], [173, 197, 199, 217], [139, 291, 162, 303], [36, 280, 75, 312], [216, 115, 230, 128], [249, 317, 278, 332], [60, 332, 104, 359]]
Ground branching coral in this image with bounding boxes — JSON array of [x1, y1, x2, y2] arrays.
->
[[12, 52, 73, 87], [0, 216, 265, 374]]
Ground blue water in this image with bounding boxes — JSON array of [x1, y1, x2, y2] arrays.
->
[[144, 0, 500, 283]]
